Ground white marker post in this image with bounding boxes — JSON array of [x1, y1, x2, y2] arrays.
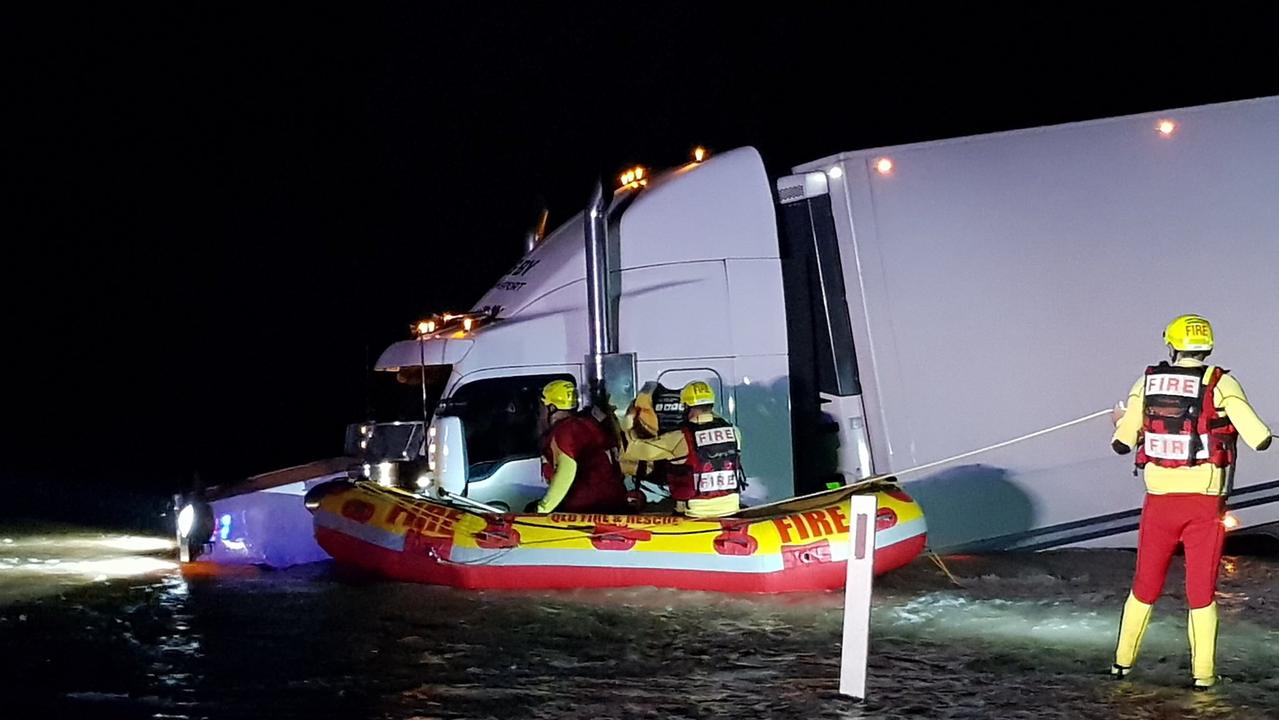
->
[[839, 494, 877, 700]]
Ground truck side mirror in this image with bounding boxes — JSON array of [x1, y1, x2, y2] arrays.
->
[[427, 415, 468, 496]]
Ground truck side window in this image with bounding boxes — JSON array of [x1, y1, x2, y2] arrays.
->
[[448, 374, 575, 478]]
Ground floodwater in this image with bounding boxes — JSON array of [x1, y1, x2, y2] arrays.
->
[[2, 524, 1277, 719]]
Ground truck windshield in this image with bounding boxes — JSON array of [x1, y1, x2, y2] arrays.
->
[[368, 364, 452, 423], [343, 365, 452, 461]]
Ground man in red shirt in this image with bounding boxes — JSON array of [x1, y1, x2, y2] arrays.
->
[[535, 380, 628, 514]]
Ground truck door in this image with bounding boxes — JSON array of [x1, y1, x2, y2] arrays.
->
[[776, 172, 874, 493], [445, 369, 578, 511]]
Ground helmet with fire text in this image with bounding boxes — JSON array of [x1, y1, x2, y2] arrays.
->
[[1164, 314, 1213, 353], [679, 380, 715, 408]]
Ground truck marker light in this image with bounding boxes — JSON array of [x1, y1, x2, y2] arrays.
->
[[1222, 512, 1240, 530], [875, 158, 894, 175], [1157, 119, 1177, 137], [827, 166, 844, 179], [619, 166, 648, 188], [693, 146, 707, 162]]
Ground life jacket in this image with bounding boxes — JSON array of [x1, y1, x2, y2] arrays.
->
[[1135, 363, 1237, 470], [668, 416, 742, 502]]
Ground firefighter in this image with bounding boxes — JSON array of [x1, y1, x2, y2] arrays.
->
[[666, 380, 744, 518], [535, 380, 629, 514], [1110, 314, 1272, 690], [619, 382, 687, 510]]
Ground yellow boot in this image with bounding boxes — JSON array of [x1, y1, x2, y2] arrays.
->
[[1112, 592, 1153, 677], [1188, 603, 1219, 690]]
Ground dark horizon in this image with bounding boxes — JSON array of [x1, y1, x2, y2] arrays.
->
[[6, 7, 1278, 523]]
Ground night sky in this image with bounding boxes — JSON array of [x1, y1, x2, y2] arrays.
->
[[5, 7, 1277, 522]]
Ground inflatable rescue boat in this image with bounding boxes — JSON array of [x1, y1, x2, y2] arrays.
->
[[308, 479, 926, 592]]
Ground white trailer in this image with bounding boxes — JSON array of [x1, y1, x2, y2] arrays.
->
[[784, 96, 1279, 548], [354, 96, 1279, 551]]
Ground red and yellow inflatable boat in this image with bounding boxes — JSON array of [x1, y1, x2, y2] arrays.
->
[[309, 480, 926, 593]]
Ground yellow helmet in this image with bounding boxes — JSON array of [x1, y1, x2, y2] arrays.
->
[[1164, 314, 1214, 352], [679, 380, 715, 408], [541, 379, 578, 410]]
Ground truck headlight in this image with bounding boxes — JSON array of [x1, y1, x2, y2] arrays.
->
[[177, 504, 196, 538]]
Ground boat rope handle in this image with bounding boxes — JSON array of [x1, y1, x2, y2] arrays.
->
[[425, 545, 513, 567], [498, 522, 732, 542]]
